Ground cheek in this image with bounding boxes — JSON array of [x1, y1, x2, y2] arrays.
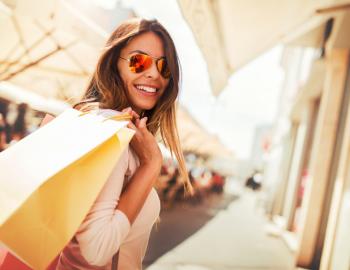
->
[[117, 63, 126, 83], [119, 69, 141, 86], [117, 61, 133, 85]]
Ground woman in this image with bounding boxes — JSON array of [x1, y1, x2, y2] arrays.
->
[[0, 99, 11, 151], [41, 18, 192, 270], [0, 114, 6, 151]]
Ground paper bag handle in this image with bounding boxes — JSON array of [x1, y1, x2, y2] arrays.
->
[[78, 111, 132, 122]]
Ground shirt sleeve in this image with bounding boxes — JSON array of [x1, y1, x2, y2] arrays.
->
[[75, 147, 131, 266]]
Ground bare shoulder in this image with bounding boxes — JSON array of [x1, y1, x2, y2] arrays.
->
[[39, 114, 55, 128]]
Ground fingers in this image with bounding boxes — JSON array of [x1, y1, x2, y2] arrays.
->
[[122, 107, 140, 120], [127, 116, 148, 134], [127, 120, 137, 130], [130, 110, 140, 120], [138, 117, 148, 129]]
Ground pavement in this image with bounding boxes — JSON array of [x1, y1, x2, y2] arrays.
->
[[145, 186, 296, 270]]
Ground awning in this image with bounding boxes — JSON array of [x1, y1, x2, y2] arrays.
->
[[178, 0, 349, 95]]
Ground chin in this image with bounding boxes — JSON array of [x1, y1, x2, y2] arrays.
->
[[139, 103, 157, 111]]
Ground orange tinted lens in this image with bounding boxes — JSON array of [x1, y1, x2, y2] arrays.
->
[[129, 54, 152, 73], [157, 58, 171, 78]]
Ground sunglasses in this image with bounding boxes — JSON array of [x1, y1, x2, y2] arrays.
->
[[120, 53, 171, 79]]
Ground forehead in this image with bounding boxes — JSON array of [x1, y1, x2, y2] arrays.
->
[[122, 31, 165, 58]]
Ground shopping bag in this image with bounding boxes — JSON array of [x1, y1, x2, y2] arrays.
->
[[0, 247, 33, 270], [0, 108, 134, 270], [0, 247, 58, 270]]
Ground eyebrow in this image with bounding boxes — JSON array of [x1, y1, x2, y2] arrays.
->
[[128, 50, 149, 55]]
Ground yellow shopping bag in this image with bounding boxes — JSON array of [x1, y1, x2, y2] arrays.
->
[[0, 108, 134, 270]]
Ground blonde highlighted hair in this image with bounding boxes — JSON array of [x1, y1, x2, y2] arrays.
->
[[74, 18, 193, 195]]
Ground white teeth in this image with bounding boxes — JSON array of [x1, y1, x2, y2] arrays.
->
[[135, 85, 157, 93]]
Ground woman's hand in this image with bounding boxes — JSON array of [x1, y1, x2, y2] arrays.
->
[[122, 108, 162, 171]]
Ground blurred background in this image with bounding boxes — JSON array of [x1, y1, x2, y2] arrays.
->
[[1, 0, 350, 269]]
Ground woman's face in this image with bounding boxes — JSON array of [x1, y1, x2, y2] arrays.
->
[[117, 31, 170, 114]]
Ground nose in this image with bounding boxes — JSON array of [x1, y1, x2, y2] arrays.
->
[[143, 61, 160, 79]]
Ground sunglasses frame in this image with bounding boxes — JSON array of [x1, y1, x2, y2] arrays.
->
[[120, 53, 171, 79]]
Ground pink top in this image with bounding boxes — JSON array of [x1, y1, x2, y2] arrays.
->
[[56, 109, 161, 270]]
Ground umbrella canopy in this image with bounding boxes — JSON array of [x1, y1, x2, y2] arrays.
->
[[0, 81, 70, 115], [0, 0, 108, 101], [178, 0, 349, 95]]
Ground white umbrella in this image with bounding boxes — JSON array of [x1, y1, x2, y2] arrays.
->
[[0, 0, 108, 101], [178, 0, 349, 95], [0, 81, 70, 115]]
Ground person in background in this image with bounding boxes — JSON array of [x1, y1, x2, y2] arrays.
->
[[0, 114, 6, 151], [11, 103, 29, 142], [211, 171, 225, 193], [245, 170, 262, 191], [0, 99, 11, 151]]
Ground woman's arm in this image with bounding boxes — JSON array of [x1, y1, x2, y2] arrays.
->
[[75, 148, 131, 266], [116, 108, 162, 224], [75, 116, 162, 267], [116, 162, 160, 223], [74, 108, 161, 266]]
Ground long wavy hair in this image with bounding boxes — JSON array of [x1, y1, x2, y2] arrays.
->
[[74, 18, 193, 194]]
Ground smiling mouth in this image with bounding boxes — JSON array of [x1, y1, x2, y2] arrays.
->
[[134, 84, 158, 93]]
